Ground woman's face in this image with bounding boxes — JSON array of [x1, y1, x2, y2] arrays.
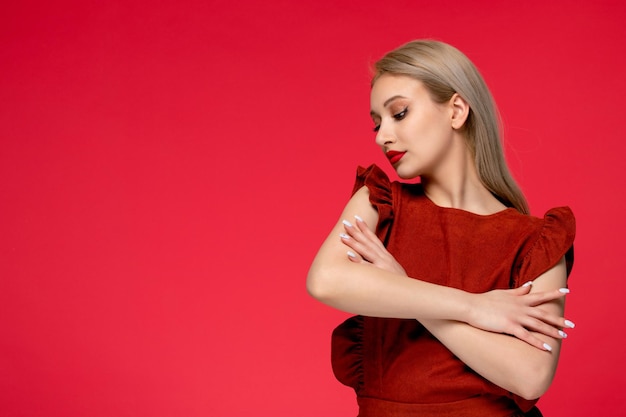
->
[[370, 74, 457, 180]]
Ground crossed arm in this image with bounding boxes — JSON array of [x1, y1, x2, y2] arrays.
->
[[306, 185, 573, 400]]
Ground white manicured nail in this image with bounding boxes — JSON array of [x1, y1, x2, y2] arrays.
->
[[559, 288, 570, 294], [340, 233, 350, 240], [558, 330, 568, 338], [354, 215, 364, 222], [347, 251, 357, 259], [342, 220, 353, 228], [522, 281, 533, 287], [564, 320, 576, 329], [543, 343, 552, 352]]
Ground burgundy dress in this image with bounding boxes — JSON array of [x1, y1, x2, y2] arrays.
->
[[331, 165, 575, 417]]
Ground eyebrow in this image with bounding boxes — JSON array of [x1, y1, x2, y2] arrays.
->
[[370, 95, 408, 116]]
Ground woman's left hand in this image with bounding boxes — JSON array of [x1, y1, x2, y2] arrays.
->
[[340, 215, 407, 276]]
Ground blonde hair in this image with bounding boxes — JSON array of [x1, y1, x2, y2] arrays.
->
[[373, 40, 529, 214]]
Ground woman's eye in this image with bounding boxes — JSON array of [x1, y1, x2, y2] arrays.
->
[[393, 108, 408, 120], [372, 125, 380, 132]]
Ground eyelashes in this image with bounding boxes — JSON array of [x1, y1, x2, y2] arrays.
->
[[393, 107, 408, 120], [372, 107, 408, 132]]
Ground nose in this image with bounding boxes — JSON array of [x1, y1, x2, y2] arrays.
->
[[375, 123, 396, 148]]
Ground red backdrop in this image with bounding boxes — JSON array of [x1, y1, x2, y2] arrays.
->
[[2, 1, 625, 415]]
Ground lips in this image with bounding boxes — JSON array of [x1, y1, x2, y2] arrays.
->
[[386, 151, 406, 164]]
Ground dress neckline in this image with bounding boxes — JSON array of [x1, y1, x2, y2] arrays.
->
[[412, 183, 517, 218]]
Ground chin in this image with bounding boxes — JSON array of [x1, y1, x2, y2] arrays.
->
[[395, 166, 421, 180]]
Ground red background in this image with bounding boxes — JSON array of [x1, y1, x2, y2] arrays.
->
[[2, 1, 625, 415]]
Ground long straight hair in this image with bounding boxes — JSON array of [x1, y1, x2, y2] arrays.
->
[[373, 40, 529, 214]]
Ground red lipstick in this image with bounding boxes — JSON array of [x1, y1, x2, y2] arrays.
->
[[386, 151, 406, 164]]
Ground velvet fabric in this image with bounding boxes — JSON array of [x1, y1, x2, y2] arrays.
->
[[331, 165, 575, 417]]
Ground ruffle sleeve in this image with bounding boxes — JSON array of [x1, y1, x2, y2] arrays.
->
[[352, 164, 394, 243], [516, 207, 576, 286]]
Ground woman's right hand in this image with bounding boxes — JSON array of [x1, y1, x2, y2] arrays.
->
[[339, 215, 407, 276], [466, 284, 574, 350]]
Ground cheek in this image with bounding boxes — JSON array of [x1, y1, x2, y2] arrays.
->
[[419, 116, 454, 145]]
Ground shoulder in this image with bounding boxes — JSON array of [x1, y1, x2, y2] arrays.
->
[[515, 207, 575, 246], [352, 164, 397, 210], [495, 206, 574, 236], [352, 164, 410, 240], [514, 207, 576, 284], [353, 164, 393, 196]]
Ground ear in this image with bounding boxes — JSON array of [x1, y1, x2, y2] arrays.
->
[[449, 93, 470, 130]]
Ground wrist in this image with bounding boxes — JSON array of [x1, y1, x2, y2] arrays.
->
[[456, 289, 477, 324], [432, 285, 475, 322]]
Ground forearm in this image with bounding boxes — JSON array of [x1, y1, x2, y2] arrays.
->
[[311, 257, 563, 399], [308, 259, 471, 320], [419, 259, 568, 399], [421, 317, 560, 400], [310, 259, 565, 399]]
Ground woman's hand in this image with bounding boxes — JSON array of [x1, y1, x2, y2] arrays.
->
[[339, 215, 406, 276], [339, 215, 573, 351], [466, 285, 573, 351]]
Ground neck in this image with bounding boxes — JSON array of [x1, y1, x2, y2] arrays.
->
[[421, 140, 506, 216]]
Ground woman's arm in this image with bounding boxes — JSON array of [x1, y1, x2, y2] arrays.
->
[[420, 258, 568, 400], [307, 185, 472, 321], [307, 186, 570, 348]]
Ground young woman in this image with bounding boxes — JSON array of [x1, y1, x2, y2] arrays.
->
[[307, 40, 575, 417]]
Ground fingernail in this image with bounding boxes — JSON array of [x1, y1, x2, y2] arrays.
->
[[558, 330, 568, 339], [347, 251, 357, 258], [340, 233, 350, 240], [354, 215, 364, 222], [559, 288, 570, 294], [543, 343, 552, 352], [342, 220, 353, 228], [564, 320, 576, 329], [522, 281, 533, 287]]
